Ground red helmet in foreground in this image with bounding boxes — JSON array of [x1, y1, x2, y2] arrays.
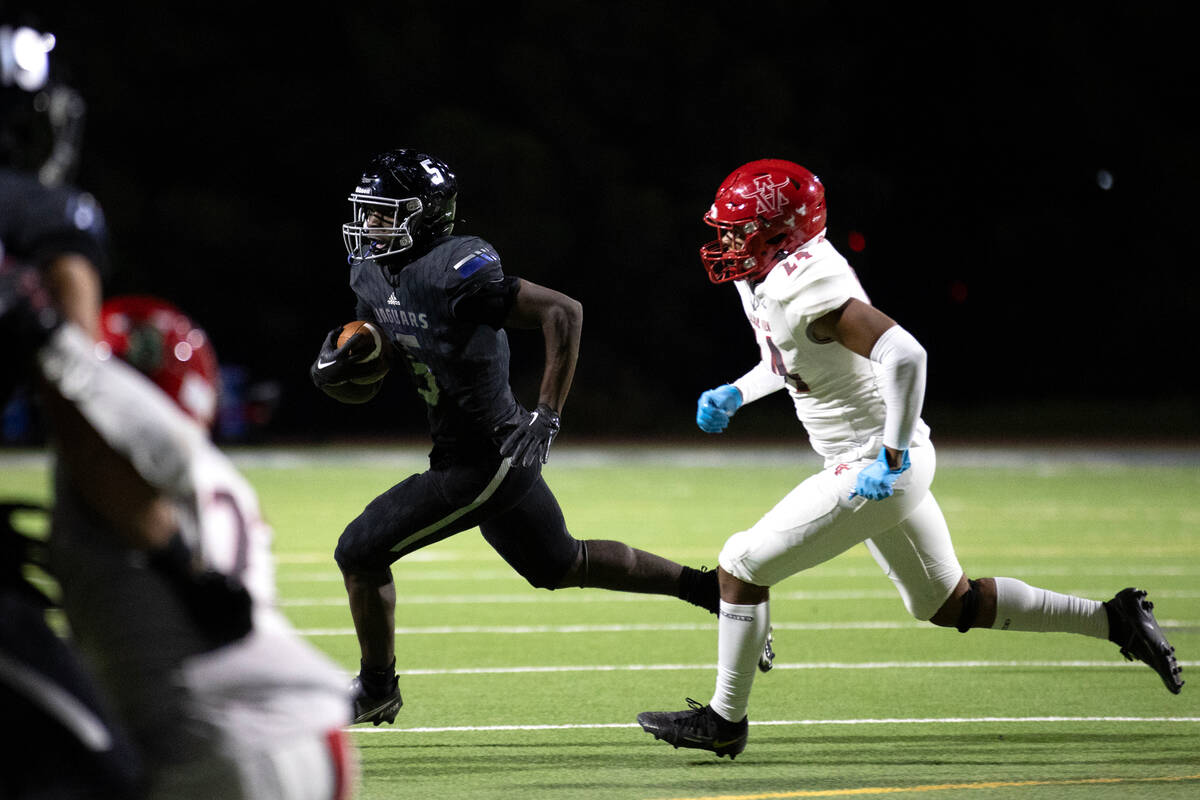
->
[[700, 159, 827, 284], [98, 295, 219, 428]]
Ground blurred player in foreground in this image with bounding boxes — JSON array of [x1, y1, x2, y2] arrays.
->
[[7, 23, 355, 797], [311, 148, 745, 726], [636, 158, 1184, 760], [2, 21, 143, 798], [1, 495, 143, 799], [3, 277, 357, 798]]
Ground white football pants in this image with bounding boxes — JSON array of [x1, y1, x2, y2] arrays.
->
[[718, 443, 961, 620]]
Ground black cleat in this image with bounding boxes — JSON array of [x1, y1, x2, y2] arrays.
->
[[350, 675, 404, 725], [758, 626, 775, 673], [637, 698, 748, 759], [1105, 588, 1184, 694]]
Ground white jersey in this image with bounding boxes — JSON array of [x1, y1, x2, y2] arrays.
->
[[49, 421, 350, 792], [173, 443, 350, 753], [732, 231, 930, 463]]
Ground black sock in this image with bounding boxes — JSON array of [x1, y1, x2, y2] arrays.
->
[[679, 566, 720, 614], [1103, 601, 1128, 646], [360, 658, 397, 697]]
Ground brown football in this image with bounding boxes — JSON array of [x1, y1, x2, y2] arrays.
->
[[337, 320, 376, 349], [337, 320, 388, 363]]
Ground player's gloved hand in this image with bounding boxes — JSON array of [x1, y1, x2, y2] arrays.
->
[[309, 325, 389, 388], [696, 384, 743, 433], [148, 533, 253, 651], [500, 403, 561, 467], [850, 447, 912, 502]]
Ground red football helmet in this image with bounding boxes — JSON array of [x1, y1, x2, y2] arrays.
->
[[97, 295, 220, 428], [700, 159, 827, 283]]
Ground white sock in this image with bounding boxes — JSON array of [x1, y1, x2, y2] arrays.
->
[[710, 600, 769, 723], [992, 577, 1109, 639]]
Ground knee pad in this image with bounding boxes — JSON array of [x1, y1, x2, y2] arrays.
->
[[955, 578, 981, 633]]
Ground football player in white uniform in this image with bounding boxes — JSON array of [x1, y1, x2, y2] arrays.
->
[[637, 159, 1183, 759], [20, 290, 357, 799]]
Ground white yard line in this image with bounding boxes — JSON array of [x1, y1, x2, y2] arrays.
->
[[349, 715, 1200, 734], [372, 659, 1200, 676], [296, 620, 1198, 636], [279, 588, 1200, 605]]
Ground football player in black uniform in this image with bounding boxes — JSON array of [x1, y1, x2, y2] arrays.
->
[[0, 23, 103, 340], [312, 148, 747, 725], [2, 22, 143, 798]]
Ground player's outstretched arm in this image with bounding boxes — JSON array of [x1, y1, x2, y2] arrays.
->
[[696, 384, 742, 433], [815, 298, 926, 497], [502, 279, 582, 414], [697, 361, 787, 434], [42, 253, 103, 340], [499, 279, 582, 466], [5, 258, 253, 647]]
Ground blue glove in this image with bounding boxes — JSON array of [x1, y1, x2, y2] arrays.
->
[[696, 384, 743, 433], [851, 448, 911, 501]]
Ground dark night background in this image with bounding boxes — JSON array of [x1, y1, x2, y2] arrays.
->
[[4, 3, 1197, 446]]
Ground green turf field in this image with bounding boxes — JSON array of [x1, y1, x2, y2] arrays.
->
[[3, 444, 1198, 799]]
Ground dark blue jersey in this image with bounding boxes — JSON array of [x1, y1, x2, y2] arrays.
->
[[0, 168, 109, 279], [349, 235, 522, 451]]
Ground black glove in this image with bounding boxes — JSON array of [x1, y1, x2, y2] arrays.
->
[[148, 533, 253, 650], [0, 259, 62, 405], [500, 403, 561, 467], [309, 325, 390, 389]]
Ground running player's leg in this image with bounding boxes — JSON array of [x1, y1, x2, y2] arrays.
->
[[479, 474, 719, 612], [868, 488, 1183, 693], [336, 470, 447, 690], [334, 456, 536, 722], [640, 449, 930, 756]]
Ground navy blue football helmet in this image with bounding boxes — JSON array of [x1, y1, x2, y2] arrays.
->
[[1, 24, 85, 187], [342, 148, 457, 263]]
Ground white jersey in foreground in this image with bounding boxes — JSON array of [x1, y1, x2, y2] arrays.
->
[[731, 230, 930, 464], [42, 325, 353, 800]]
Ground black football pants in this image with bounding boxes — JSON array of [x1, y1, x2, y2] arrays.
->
[[334, 452, 581, 589]]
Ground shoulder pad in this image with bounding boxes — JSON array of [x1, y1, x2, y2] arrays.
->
[[449, 246, 501, 278], [439, 236, 501, 279], [770, 246, 862, 321]]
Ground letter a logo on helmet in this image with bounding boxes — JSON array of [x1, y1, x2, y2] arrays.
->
[[748, 175, 791, 217]]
